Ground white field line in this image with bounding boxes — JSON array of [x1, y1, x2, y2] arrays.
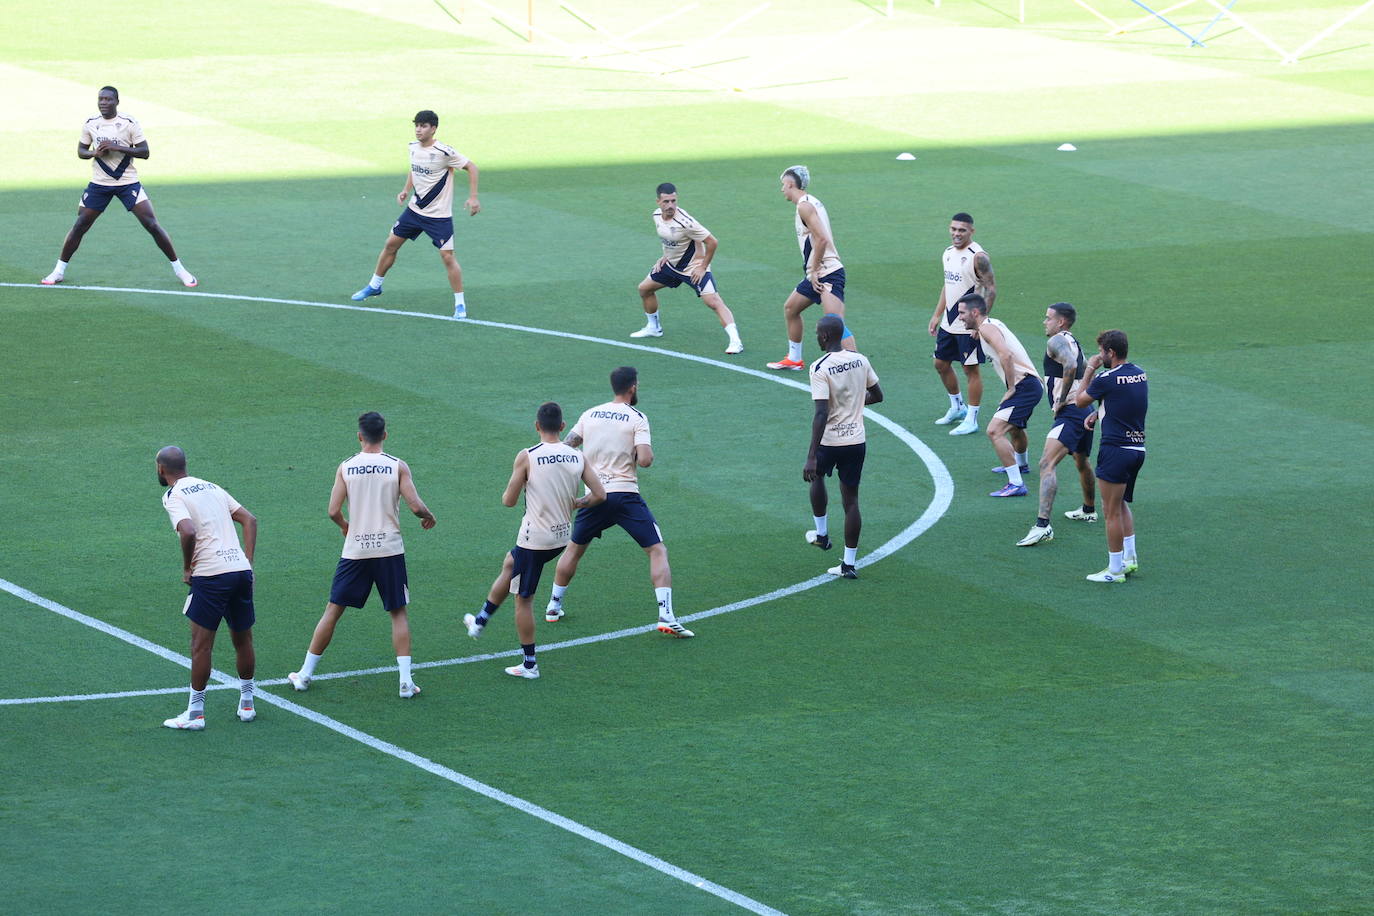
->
[[1, 280, 954, 684], [0, 578, 783, 914]]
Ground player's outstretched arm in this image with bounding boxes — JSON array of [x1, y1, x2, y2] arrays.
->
[[397, 460, 437, 529], [575, 463, 607, 510], [974, 251, 996, 309], [231, 506, 258, 565], [502, 451, 530, 508]]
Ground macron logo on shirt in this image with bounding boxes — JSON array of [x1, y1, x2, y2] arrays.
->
[[346, 465, 394, 475], [536, 454, 579, 465], [826, 359, 865, 375], [1115, 372, 1148, 384], [179, 482, 217, 494], [589, 410, 631, 422]]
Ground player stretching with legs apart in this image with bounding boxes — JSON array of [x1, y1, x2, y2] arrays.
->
[[42, 86, 196, 289], [351, 110, 479, 318]]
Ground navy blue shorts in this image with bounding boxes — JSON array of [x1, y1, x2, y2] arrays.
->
[[648, 263, 717, 297], [794, 268, 846, 304], [184, 569, 255, 632], [570, 492, 663, 548], [815, 442, 867, 489], [81, 181, 146, 213], [391, 208, 454, 250], [509, 545, 566, 598], [1047, 404, 1095, 457], [933, 327, 985, 366], [1095, 445, 1145, 502], [329, 554, 410, 611], [991, 376, 1044, 430]]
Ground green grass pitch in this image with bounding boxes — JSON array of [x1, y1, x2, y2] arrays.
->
[[2, 0, 1372, 912]]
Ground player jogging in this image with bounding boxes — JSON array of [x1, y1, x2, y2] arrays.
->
[[350, 110, 479, 318], [288, 412, 437, 697], [1075, 329, 1148, 583], [804, 314, 883, 579], [928, 212, 995, 436], [463, 402, 606, 679], [767, 166, 857, 370], [1016, 303, 1098, 547], [630, 182, 744, 355], [958, 294, 1045, 498], [42, 86, 197, 289], [156, 446, 257, 730], [544, 367, 694, 638]]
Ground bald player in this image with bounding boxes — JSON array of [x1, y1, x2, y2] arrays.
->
[[42, 86, 197, 289], [767, 165, 856, 371], [544, 367, 694, 638], [464, 402, 607, 679], [288, 411, 436, 698], [630, 182, 744, 354], [958, 293, 1045, 498], [156, 446, 257, 730], [350, 110, 480, 318], [804, 314, 883, 580]]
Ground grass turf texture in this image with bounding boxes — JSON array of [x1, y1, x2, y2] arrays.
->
[[2, 0, 1373, 912]]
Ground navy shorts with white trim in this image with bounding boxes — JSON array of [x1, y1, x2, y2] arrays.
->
[[933, 327, 985, 366], [508, 545, 566, 598], [1095, 445, 1146, 502], [1047, 404, 1095, 457], [81, 181, 146, 212], [794, 268, 846, 304], [570, 492, 663, 548], [815, 442, 867, 489], [329, 554, 410, 611], [392, 208, 454, 249], [648, 263, 717, 297], [185, 569, 255, 632], [992, 376, 1045, 430]]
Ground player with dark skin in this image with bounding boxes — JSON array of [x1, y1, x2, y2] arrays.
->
[[57, 87, 181, 264], [803, 315, 884, 558]]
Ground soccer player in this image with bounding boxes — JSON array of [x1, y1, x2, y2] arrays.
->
[[350, 110, 479, 318], [288, 412, 437, 697], [1075, 330, 1148, 583], [1017, 303, 1098, 546], [958, 294, 1045, 498], [156, 446, 257, 730], [804, 314, 883, 579], [544, 367, 694, 637], [42, 86, 197, 289], [767, 166, 856, 371], [928, 213, 995, 436], [463, 402, 607, 679], [630, 182, 744, 355]]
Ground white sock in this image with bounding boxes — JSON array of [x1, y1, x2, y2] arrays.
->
[[949, 393, 964, 409], [551, 584, 567, 603], [968, 405, 981, 421], [655, 587, 673, 620], [647, 311, 661, 330], [1005, 464, 1024, 486], [300, 651, 321, 677], [1014, 450, 1029, 468], [370, 273, 385, 289], [239, 678, 254, 706], [170, 259, 188, 276], [843, 546, 858, 566], [813, 515, 828, 537], [398, 655, 413, 685], [724, 321, 739, 341], [787, 340, 803, 362], [454, 291, 466, 308], [53, 259, 67, 275], [1123, 534, 1136, 559], [188, 687, 206, 715], [1109, 550, 1124, 574]]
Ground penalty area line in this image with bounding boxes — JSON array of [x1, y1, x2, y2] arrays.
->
[[0, 576, 785, 915]]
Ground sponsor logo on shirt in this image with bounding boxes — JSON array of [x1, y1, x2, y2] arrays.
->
[[179, 482, 218, 494], [536, 453, 580, 465], [1115, 372, 1148, 384], [589, 410, 630, 421], [346, 465, 395, 475], [826, 359, 866, 375]]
